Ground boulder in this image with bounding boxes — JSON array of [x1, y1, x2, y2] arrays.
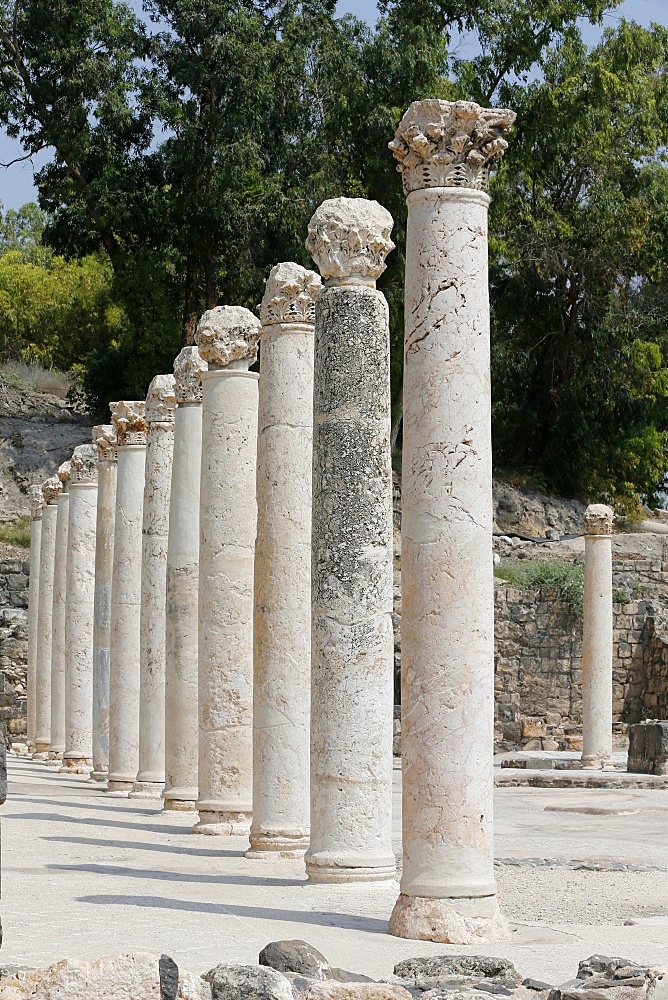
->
[[394, 958, 521, 988], [203, 964, 293, 1000], [259, 941, 332, 981]]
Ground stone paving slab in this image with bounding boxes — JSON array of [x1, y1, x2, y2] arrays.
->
[[2, 756, 668, 985], [495, 769, 668, 788]]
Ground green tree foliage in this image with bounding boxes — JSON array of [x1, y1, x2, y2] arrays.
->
[[490, 23, 668, 507]]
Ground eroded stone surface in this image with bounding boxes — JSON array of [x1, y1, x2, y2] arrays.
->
[[26, 488, 43, 746], [110, 401, 146, 447], [49, 468, 70, 758], [173, 346, 207, 405], [259, 940, 331, 980], [581, 508, 614, 769], [203, 963, 292, 1000], [33, 479, 60, 753], [584, 505, 615, 537], [195, 306, 260, 369], [259, 261, 321, 326]]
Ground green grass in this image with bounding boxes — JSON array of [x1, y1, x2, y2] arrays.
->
[[495, 557, 585, 618], [0, 515, 31, 549]]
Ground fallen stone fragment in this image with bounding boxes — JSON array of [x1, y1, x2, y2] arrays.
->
[[304, 984, 413, 1000], [578, 960, 640, 980], [330, 970, 374, 984], [259, 941, 333, 981], [204, 963, 293, 1000], [394, 958, 521, 987], [523, 981, 555, 993], [0, 953, 208, 999], [160, 954, 180, 1000]]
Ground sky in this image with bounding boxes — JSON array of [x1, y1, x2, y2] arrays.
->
[[0, 0, 666, 211]]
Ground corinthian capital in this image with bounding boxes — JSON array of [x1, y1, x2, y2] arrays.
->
[[584, 504, 615, 536], [173, 346, 207, 404], [389, 99, 516, 195], [306, 198, 395, 284], [195, 306, 261, 368], [145, 374, 177, 425], [29, 485, 44, 520], [70, 444, 98, 486], [110, 400, 146, 446], [93, 424, 118, 463], [260, 262, 322, 326], [57, 460, 71, 486], [42, 476, 62, 505]]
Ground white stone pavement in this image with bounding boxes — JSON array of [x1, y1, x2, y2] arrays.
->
[[2, 755, 668, 982]]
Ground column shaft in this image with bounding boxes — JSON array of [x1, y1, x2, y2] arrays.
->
[[62, 450, 98, 772], [581, 504, 615, 768], [91, 434, 117, 781], [163, 349, 204, 810], [49, 482, 70, 759], [248, 262, 320, 857], [107, 411, 146, 792], [132, 376, 175, 798], [34, 488, 59, 755], [27, 492, 43, 748]]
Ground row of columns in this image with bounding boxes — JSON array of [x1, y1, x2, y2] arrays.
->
[[21, 98, 619, 945]]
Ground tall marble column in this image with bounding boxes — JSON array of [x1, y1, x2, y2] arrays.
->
[[34, 476, 61, 756], [581, 504, 615, 768], [131, 375, 176, 798], [247, 263, 321, 859], [27, 486, 44, 749], [388, 100, 515, 943], [305, 199, 396, 882], [48, 459, 71, 763], [91, 425, 118, 782], [107, 401, 146, 793], [61, 444, 98, 772], [194, 306, 261, 834], [163, 347, 207, 811]]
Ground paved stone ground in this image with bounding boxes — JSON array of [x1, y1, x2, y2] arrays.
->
[[2, 756, 668, 984]]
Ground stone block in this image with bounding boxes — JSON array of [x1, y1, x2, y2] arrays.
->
[[628, 722, 668, 775]]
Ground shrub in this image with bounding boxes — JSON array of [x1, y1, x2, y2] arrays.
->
[[0, 515, 31, 549], [495, 557, 585, 618]]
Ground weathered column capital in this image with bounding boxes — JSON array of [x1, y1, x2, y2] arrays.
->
[[584, 503, 615, 536], [57, 460, 72, 488], [111, 401, 146, 446], [389, 99, 516, 196], [42, 476, 62, 505], [259, 262, 322, 327], [146, 374, 177, 426], [93, 424, 118, 464], [195, 306, 261, 369], [30, 485, 45, 520], [70, 443, 98, 486], [306, 198, 395, 287], [173, 346, 207, 404]]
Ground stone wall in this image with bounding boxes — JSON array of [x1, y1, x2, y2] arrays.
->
[[0, 558, 29, 741]]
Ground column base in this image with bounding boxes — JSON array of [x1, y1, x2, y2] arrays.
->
[[60, 757, 93, 774], [89, 770, 109, 783], [128, 780, 164, 799], [45, 753, 63, 767], [246, 830, 309, 859], [581, 754, 615, 770], [33, 740, 50, 756], [106, 775, 135, 794], [162, 786, 198, 811], [305, 850, 397, 883], [193, 809, 251, 836], [389, 893, 510, 945], [48, 748, 64, 759], [32, 751, 49, 762]]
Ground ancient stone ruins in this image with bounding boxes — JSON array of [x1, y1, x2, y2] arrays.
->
[[7, 99, 668, 996]]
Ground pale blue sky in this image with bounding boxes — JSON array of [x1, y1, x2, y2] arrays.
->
[[0, 0, 666, 211]]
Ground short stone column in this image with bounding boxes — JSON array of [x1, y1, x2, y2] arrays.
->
[[91, 425, 118, 782], [581, 503, 615, 768], [48, 459, 71, 763], [131, 375, 176, 799], [27, 486, 44, 749], [194, 306, 261, 834], [62, 444, 98, 772], [387, 100, 515, 942], [305, 198, 396, 882], [163, 347, 207, 811], [33, 476, 61, 756], [107, 401, 146, 793], [247, 262, 321, 858]]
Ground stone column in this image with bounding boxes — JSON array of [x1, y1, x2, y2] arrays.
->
[[581, 504, 615, 768], [163, 347, 207, 811], [387, 100, 515, 943], [107, 401, 146, 793], [194, 306, 261, 834], [34, 476, 61, 756], [130, 375, 176, 798], [61, 444, 98, 772], [27, 486, 44, 749], [247, 262, 321, 859], [91, 425, 118, 782], [304, 198, 396, 883], [48, 460, 71, 762]]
